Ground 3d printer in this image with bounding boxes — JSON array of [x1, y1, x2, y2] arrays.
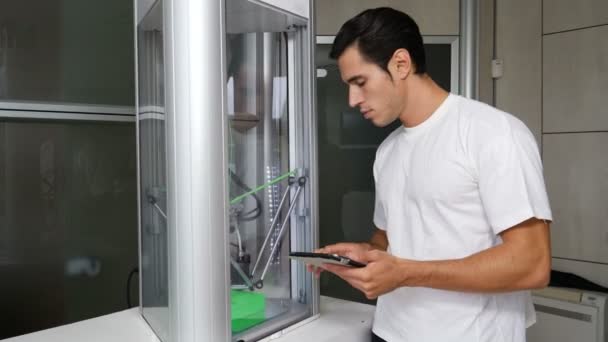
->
[[136, 0, 318, 341]]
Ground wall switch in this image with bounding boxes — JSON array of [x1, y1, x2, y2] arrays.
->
[[491, 59, 504, 79]]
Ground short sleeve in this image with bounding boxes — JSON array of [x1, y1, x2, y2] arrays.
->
[[476, 120, 553, 235], [372, 157, 387, 230]]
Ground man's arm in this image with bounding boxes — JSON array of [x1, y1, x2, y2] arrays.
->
[[403, 217, 551, 292], [322, 218, 551, 298]]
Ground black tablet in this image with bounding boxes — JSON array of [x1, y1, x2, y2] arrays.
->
[[289, 252, 366, 268]]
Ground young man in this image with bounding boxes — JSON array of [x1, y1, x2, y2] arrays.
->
[[312, 7, 552, 342]]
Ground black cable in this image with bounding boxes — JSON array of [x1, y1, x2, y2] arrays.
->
[[229, 169, 263, 221], [240, 205, 261, 221], [127, 267, 139, 308], [550, 270, 608, 293]]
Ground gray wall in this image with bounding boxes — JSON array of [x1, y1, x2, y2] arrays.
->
[[492, 0, 608, 287], [495, 0, 543, 145], [541, 0, 608, 287], [478, 0, 494, 106], [315, 0, 459, 35]]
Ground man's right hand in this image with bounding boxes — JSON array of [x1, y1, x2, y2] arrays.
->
[[306, 242, 373, 277]]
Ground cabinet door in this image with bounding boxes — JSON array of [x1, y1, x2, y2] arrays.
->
[[0, 0, 134, 111], [0, 120, 138, 339]]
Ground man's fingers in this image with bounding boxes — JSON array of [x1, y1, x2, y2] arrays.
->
[[321, 242, 358, 255], [360, 249, 383, 263], [306, 264, 326, 276], [319, 245, 342, 255], [323, 263, 365, 279], [322, 263, 346, 276], [323, 265, 377, 297]]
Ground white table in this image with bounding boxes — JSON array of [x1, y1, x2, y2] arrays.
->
[[4, 296, 375, 342]]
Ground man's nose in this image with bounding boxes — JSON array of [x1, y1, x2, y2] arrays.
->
[[348, 87, 363, 108]]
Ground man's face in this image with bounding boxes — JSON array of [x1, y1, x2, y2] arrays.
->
[[337, 45, 403, 127]]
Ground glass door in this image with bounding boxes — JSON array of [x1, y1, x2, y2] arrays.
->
[[0, 0, 135, 117], [0, 0, 138, 338], [136, 0, 169, 340], [226, 1, 317, 340]]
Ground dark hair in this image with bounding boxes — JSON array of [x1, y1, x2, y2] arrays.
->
[[330, 7, 426, 75]]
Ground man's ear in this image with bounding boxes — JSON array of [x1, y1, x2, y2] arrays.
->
[[389, 48, 413, 80]]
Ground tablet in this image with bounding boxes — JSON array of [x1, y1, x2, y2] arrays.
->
[[289, 252, 366, 268]]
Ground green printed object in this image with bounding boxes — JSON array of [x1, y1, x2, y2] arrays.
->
[[231, 290, 266, 333]]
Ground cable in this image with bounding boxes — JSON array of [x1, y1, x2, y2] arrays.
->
[[126, 267, 139, 309], [234, 221, 243, 256], [229, 169, 263, 221], [230, 170, 296, 205]]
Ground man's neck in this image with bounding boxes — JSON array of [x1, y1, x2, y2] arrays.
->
[[398, 75, 449, 128]]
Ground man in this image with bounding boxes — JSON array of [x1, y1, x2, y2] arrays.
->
[[311, 7, 552, 342]]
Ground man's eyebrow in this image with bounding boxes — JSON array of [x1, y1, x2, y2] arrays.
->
[[346, 75, 365, 84]]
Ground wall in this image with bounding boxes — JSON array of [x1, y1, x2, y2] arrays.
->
[[541, 0, 608, 287], [315, 0, 459, 36], [495, 0, 543, 145], [478, 0, 494, 106], [493, 0, 608, 287]]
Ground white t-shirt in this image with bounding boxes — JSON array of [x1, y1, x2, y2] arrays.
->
[[371, 94, 552, 342]]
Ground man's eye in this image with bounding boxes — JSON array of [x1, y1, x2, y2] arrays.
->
[[356, 81, 366, 87]]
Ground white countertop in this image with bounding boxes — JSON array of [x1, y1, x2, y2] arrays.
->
[[4, 305, 160, 342], [4, 296, 375, 342]]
